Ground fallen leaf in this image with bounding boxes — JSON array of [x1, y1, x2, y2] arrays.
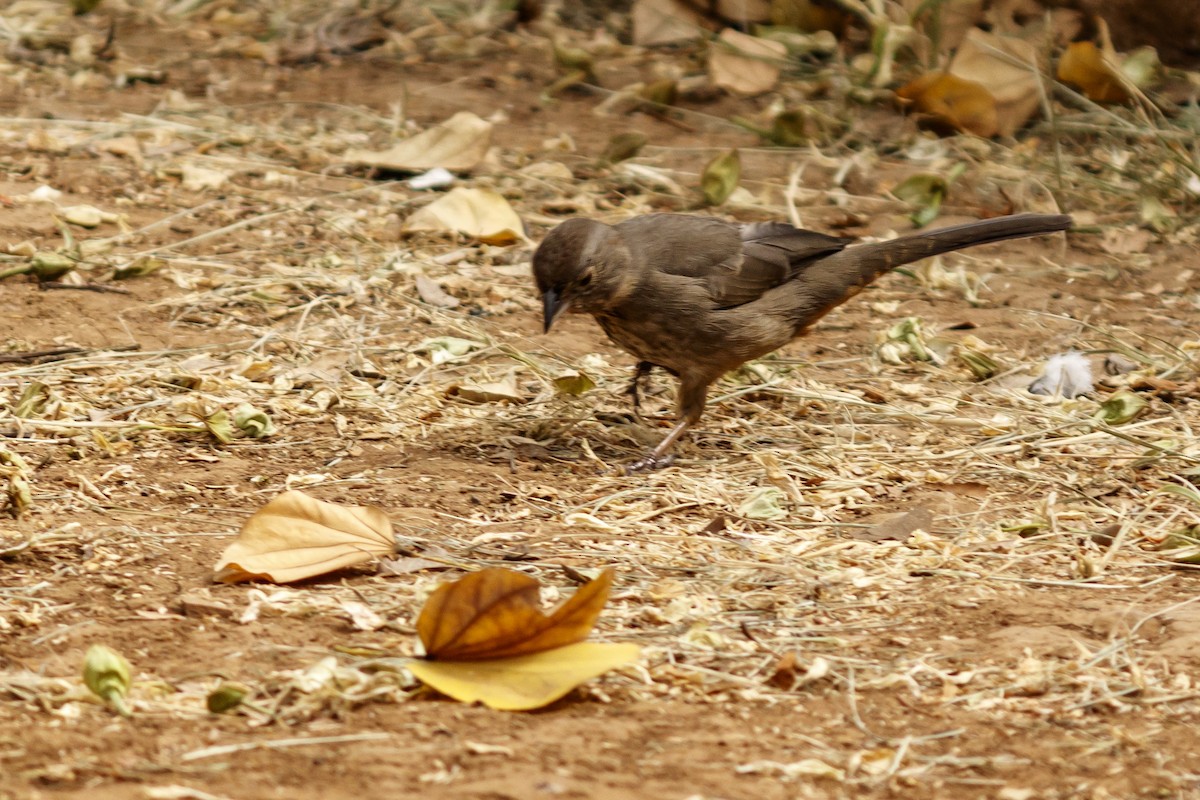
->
[[632, 0, 710, 46], [62, 204, 118, 228], [947, 29, 1040, 137], [551, 370, 596, 396], [379, 556, 449, 575], [896, 72, 998, 137], [112, 256, 165, 280], [1058, 41, 1127, 103], [449, 375, 525, 404], [1057, 39, 1159, 104], [415, 274, 460, 308], [418, 568, 615, 661], [709, 28, 786, 95], [738, 486, 788, 520], [600, 132, 648, 164], [857, 506, 934, 542], [232, 403, 275, 438], [213, 490, 395, 583], [1094, 389, 1148, 425], [83, 644, 133, 718], [340, 600, 384, 631], [891, 169, 964, 226], [403, 187, 526, 244], [180, 163, 231, 191], [407, 641, 640, 711], [345, 111, 493, 172], [700, 149, 740, 207], [897, 28, 1041, 138], [413, 336, 484, 365]]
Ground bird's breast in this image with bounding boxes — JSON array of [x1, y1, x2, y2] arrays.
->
[[594, 313, 687, 373]]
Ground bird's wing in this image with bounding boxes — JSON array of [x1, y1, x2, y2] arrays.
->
[[615, 214, 850, 308]]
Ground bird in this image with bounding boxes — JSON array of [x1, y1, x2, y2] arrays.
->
[[532, 211, 1072, 471]]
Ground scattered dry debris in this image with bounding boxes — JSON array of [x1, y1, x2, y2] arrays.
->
[[2, 0, 1199, 797]]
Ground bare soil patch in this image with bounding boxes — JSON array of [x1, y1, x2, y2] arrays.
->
[[2, 5, 1199, 800]]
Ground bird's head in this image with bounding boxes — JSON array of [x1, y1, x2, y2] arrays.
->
[[532, 218, 636, 333]]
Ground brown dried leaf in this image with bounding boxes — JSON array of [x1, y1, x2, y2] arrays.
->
[[1057, 41, 1130, 103], [213, 490, 395, 583], [403, 188, 526, 244], [632, 0, 711, 46], [947, 28, 1040, 137], [415, 274, 460, 308], [417, 567, 615, 661], [896, 72, 998, 138], [345, 111, 493, 173], [857, 506, 935, 542], [708, 28, 787, 95]]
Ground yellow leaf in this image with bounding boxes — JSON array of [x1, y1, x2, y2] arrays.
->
[[403, 188, 526, 245], [407, 642, 640, 711], [1057, 41, 1131, 104], [700, 149, 741, 207], [418, 568, 615, 661], [213, 490, 394, 583], [896, 72, 998, 138]]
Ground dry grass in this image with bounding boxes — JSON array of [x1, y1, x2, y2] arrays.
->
[[2, 0, 1200, 794]]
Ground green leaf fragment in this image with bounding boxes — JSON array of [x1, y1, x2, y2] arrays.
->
[[83, 644, 133, 718]]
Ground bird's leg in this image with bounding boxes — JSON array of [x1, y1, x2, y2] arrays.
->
[[626, 418, 690, 472], [625, 361, 654, 419], [626, 379, 707, 473]]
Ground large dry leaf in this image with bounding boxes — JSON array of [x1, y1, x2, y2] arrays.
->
[[632, 0, 710, 46], [708, 28, 787, 95], [1056, 41, 1130, 103], [898, 28, 1041, 137], [896, 72, 998, 138], [418, 568, 614, 661], [213, 490, 395, 584], [407, 642, 640, 711], [947, 28, 1040, 137], [345, 111, 493, 172], [403, 188, 526, 245]]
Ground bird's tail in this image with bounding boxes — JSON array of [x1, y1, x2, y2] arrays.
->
[[785, 213, 1072, 333]]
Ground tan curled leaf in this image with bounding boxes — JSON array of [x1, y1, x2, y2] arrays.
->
[[947, 28, 1040, 137], [213, 490, 395, 583], [632, 0, 710, 46], [417, 567, 615, 661], [709, 28, 787, 95], [403, 188, 526, 244], [407, 641, 640, 711], [449, 374, 525, 404], [345, 111, 493, 172]]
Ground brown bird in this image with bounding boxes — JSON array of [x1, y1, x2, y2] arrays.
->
[[533, 212, 1072, 470]]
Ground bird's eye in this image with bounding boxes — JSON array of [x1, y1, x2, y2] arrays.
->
[[578, 274, 592, 288]]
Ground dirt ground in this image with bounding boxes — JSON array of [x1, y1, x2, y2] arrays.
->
[[2, 5, 1200, 800]]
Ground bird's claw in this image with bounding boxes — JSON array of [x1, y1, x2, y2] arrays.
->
[[625, 453, 676, 474]]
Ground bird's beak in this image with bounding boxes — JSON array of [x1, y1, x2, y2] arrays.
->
[[542, 288, 569, 333]]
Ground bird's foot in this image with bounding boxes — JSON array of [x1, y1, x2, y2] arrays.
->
[[625, 453, 676, 474], [625, 362, 654, 420]]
